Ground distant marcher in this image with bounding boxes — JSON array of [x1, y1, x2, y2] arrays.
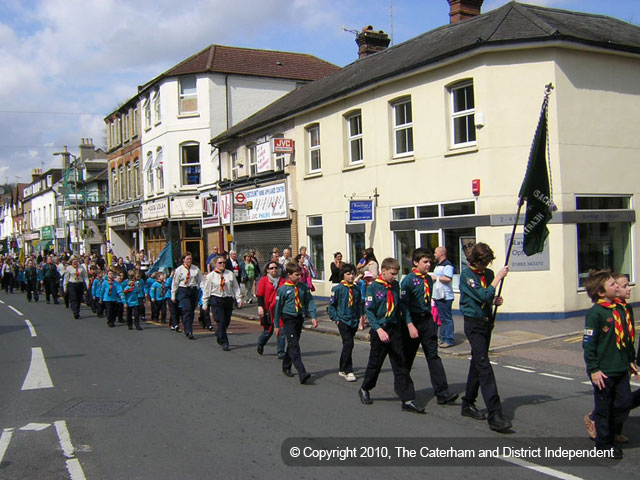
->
[[171, 252, 204, 340], [64, 257, 90, 319], [202, 256, 242, 350]]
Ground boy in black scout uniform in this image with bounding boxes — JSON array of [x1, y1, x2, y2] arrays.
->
[[583, 269, 637, 459], [328, 263, 364, 382], [359, 257, 424, 414], [400, 248, 457, 405], [274, 262, 318, 384]]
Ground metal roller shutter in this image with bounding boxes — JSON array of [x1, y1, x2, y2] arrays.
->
[[233, 221, 291, 267]]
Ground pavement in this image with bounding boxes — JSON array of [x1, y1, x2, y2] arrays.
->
[[231, 298, 588, 357]]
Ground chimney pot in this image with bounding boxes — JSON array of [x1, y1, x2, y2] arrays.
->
[[447, 0, 484, 24], [355, 26, 391, 59]]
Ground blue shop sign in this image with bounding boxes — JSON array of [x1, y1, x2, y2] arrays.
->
[[349, 200, 374, 222]]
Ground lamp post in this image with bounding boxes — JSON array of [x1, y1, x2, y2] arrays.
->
[[53, 148, 84, 255]]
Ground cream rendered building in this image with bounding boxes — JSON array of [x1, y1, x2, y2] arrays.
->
[[214, 1, 639, 317]]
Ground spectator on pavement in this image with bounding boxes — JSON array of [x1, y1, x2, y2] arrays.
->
[[431, 246, 455, 348]]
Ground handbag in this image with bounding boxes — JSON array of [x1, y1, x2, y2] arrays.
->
[[432, 277, 446, 300]]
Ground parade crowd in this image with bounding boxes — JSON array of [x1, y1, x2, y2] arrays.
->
[[1, 242, 637, 459]]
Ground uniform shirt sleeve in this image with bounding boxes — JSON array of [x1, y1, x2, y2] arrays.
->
[[582, 307, 601, 374], [400, 276, 414, 325], [328, 285, 340, 321], [303, 284, 317, 318], [365, 284, 382, 331], [459, 268, 496, 309]]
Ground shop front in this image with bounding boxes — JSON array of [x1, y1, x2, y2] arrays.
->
[[141, 197, 169, 265]]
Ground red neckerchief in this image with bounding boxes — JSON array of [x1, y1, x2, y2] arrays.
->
[[107, 278, 114, 295], [75, 267, 80, 280], [340, 280, 354, 307], [284, 281, 302, 312], [412, 268, 431, 305], [469, 265, 487, 288], [614, 298, 635, 346], [375, 275, 395, 317], [597, 299, 628, 350], [184, 265, 191, 285], [215, 269, 225, 291]]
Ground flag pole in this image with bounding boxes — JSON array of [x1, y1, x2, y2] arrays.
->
[[491, 83, 554, 322]]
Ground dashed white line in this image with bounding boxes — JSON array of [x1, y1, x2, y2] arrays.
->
[[25, 319, 37, 337], [504, 365, 536, 373], [0, 428, 14, 465], [8, 305, 23, 316], [21, 347, 54, 390], [0, 299, 4, 304], [501, 455, 585, 480], [19, 423, 50, 431], [54, 421, 75, 458], [65, 458, 87, 480], [539, 373, 573, 381]]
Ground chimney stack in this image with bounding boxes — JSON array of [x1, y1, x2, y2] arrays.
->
[[31, 168, 42, 183], [355, 26, 390, 59], [79, 137, 96, 161], [448, 0, 484, 24]]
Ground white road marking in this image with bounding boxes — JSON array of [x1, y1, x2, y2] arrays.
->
[[65, 458, 87, 480], [54, 420, 75, 458], [19, 423, 50, 431], [21, 347, 54, 390], [504, 365, 536, 373], [501, 455, 585, 480], [490, 361, 498, 365], [582, 381, 592, 386], [0, 428, 14, 465], [25, 319, 37, 337], [539, 373, 573, 381], [8, 305, 23, 316], [0, 299, 4, 303]]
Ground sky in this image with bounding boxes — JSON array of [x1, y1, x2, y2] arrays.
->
[[1, 0, 639, 186]]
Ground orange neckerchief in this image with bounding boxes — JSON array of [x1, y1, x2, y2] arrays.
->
[[215, 269, 225, 291], [375, 276, 395, 317], [597, 299, 628, 350], [284, 281, 302, 312], [341, 280, 354, 307], [469, 265, 487, 288], [107, 278, 114, 295], [614, 298, 635, 346], [161, 282, 166, 296], [184, 265, 191, 286], [75, 267, 80, 280], [412, 268, 431, 305]]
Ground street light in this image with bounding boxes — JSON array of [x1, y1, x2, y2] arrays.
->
[[53, 147, 84, 255]]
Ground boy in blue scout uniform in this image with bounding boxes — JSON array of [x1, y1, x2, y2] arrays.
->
[[274, 262, 318, 384], [99, 268, 124, 328], [583, 269, 637, 459], [92, 270, 105, 318], [459, 242, 510, 433], [400, 248, 458, 405], [136, 271, 147, 322], [328, 263, 364, 382], [358, 257, 424, 414], [122, 270, 143, 330], [115, 270, 126, 323]]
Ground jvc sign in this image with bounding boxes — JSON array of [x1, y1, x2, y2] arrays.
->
[[272, 138, 294, 153]]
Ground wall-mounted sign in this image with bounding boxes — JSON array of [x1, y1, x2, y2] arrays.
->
[[169, 195, 201, 219], [141, 198, 169, 221], [40, 225, 54, 240], [505, 233, 550, 271], [108, 214, 126, 227], [220, 183, 287, 224], [256, 142, 272, 173], [201, 194, 220, 228], [272, 138, 294, 154], [348, 200, 374, 223]]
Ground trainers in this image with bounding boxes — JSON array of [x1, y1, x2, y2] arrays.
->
[[338, 371, 347, 379], [345, 372, 357, 382], [584, 412, 596, 440]]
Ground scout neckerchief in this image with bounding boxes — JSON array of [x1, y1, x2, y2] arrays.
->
[[75, 266, 80, 280], [375, 275, 395, 317], [214, 269, 225, 292], [184, 265, 191, 286], [614, 298, 635, 346], [469, 265, 487, 288], [340, 280, 354, 307], [412, 268, 431, 305], [161, 281, 166, 296], [107, 278, 114, 295], [597, 299, 629, 350], [284, 281, 302, 312]]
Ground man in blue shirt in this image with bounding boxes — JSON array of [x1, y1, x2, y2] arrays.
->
[[431, 247, 455, 348]]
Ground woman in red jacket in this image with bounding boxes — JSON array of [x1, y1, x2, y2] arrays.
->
[[256, 260, 286, 357]]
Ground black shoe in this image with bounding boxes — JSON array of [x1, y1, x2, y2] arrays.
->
[[299, 373, 311, 384], [283, 368, 295, 378], [437, 392, 459, 405], [74, 314, 80, 319], [488, 414, 512, 433], [136, 326, 143, 331], [222, 344, 230, 351], [108, 322, 115, 328], [175, 326, 181, 332], [207, 325, 213, 331], [216, 337, 223, 345], [277, 354, 286, 360], [54, 301, 60, 304], [359, 388, 373, 405], [257, 344, 264, 355], [596, 445, 623, 460], [461, 403, 487, 420], [128, 325, 133, 330], [187, 333, 195, 339], [402, 401, 426, 414]]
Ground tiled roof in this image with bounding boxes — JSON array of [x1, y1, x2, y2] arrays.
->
[[212, 1, 640, 143], [139, 45, 339, 93]]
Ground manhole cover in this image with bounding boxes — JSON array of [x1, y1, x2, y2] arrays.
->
[[64, 400, 128, 416]]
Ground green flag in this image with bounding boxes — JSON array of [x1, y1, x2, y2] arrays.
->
[[519, 97, 553, 256]]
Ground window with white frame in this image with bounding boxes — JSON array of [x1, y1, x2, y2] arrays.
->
[[346, 111, 363, 164], [144, 98, 151, 129], [153, 91, 161, 124], [132, 107, 138, 137], [230, 152, 239, 180], [307, 215, 324, 280], [118, 165, 125, 200], [307, 124, 321, 172], [272, 133, 286, 171], [155, 147, 164, 191], [123, 113, 130, 141], [450, 81, 476, 147], [125, 162, 131, 199], [179, 76, 198, 114], [181, 142, 200, 185], [248, 146, 257, 177], [392, 98, 413, 156]]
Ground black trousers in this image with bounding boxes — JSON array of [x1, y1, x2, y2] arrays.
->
[[126, 305, 140, 328], [404, 312, 451, 398], [462, 316, 502, 419], [44, 277, 58, 303], [26, 280, 39, 302], [96, 298, 104, 317], [105, 301, 117, 326], [337, 321, 357, 374], [199, 306, 211, 328], [592, 372, 631, 448], [177, 287, 198, 335], [152, 299, 167, 322], [137, 298, 146, 320], [3, 273, 14, 293], [210, 296, 234, 345], [168, 298, 180, 328], [68, 282, 85, 317], [361, 323, 416, 402], [281, 314, 307, 378]]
